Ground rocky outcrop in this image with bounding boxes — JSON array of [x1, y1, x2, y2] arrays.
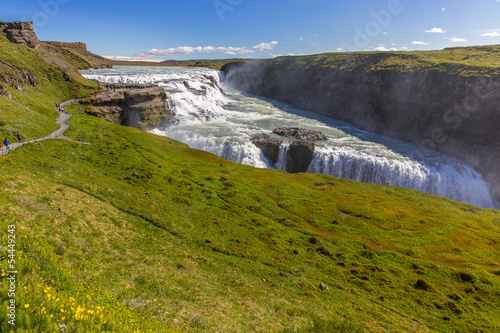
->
[[274, 128, 327, 173], [252, 128, 327, 173], [251, 135, 283, 165], [0, 84, 11, 99], [0, 21, 110, 96], [0, 21, 40, 49], [272, 128, 327, 142], [223, 50, 500, 199], [83, 86, 173, 130], [0, 60, 39, 91], [42, 41, 112, 69], [288, 140, 316, 174]]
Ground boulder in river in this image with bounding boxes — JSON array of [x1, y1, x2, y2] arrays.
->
[[252, 128, 327, 173]]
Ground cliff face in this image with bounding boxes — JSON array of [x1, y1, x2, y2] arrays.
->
[[83, 86, 173, 130], [42, 41, 112, 69], [0, 21, 110, 100], [223, 49, 500, 199], [0, 21, 40, 49]]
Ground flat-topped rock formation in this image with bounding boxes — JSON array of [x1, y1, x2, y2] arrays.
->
[[252, 128, 327, 173], [83, 86, 174, 130], [0, 21, 40, 49]]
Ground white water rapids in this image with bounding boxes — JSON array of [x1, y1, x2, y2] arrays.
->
[[81, 66, 499, 209]]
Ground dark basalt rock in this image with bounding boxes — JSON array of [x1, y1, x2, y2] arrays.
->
[[252, 128, 327, 173], [251, 135, 283, 165], [275, 128, 326, 173], [288, 139, 316, 173], [272, 128, 327, 142]]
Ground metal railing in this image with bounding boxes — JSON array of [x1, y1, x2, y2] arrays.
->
[[0, 111, 72, 157]]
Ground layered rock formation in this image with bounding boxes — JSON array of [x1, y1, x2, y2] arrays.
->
[[0, 21, 40, 49], [42, 41, 112, 69], [83, 85, 174, 130], [223, 49, 500, 199], [251, 135, 283, 165], [0, 21, 111, 100], [252, 128, 327, 173]]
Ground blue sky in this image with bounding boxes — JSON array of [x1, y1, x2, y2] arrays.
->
[[2, 0, 500, 61]]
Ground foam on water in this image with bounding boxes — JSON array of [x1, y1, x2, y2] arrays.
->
[[81, 66, 499, 209]]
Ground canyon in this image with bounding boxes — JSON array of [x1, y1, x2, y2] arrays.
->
[[222, 50, 500, 200]]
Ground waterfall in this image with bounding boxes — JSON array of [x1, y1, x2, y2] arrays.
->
[[307, 147, 498, 209], [80, 66, 499, 209], [275, 142, 290, 170]]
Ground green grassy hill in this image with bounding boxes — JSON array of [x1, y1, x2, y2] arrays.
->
[[0, 34, 98, 141], [1, 35, 499, 332], [251, 44, 500, 77]]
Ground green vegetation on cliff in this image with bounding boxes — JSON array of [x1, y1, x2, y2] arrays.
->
[[0, 34, 97, 140], [266, 44, 500, 77], [1, 36, 499, 332]]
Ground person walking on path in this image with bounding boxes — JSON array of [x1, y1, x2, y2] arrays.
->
[[3, 138, 10, 151], [16, 132, 22, 143]]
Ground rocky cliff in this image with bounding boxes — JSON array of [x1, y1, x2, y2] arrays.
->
[[82, 85, 173, 131], [0, 21, 110, 101], [42, 41, 112, 69], [0, 21, 40, 49], [223, 47, 500, 200]]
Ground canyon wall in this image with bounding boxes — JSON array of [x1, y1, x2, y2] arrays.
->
[[222, 50, 500, 200]]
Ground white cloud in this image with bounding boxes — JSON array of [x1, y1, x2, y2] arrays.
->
[[299, 37, 303, 41], [225, 51, 237, 55], [412, 41, 429, 45], [442, 7, 446, 12], [134, 45, 254, 57], [373, 45, 398, 51], [382, 32, 389, 35], [449, 37, 468, 42], [253, 41, 278, 51], [401, 47, 409, 50], [425, 27, 447, 33], [102, 55, 164, 62], [336, 48, 343, 52], [481, 31, 500, 37]]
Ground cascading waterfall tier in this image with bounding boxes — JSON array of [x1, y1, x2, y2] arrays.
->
[[81, 66, 499, 209]]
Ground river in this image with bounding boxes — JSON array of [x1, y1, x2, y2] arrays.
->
[[81, 66, 499, 209]]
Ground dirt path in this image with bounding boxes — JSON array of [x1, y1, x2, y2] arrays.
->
[[0, 100, 87, 156]]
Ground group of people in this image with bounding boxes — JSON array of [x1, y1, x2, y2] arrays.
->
[[1, 133, 22, 151]]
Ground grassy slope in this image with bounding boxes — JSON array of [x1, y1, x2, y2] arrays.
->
[[0, 38, 499, 332], [0, 35, 97, 140], [0, 108, 499, 332], [261, 45, 500, 77]]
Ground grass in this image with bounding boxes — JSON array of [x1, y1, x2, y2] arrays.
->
[[0, 34, 97, 141], [1, 35, 499, 332], [0, 105, 499, 332], [265, 44, 500, 77]]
